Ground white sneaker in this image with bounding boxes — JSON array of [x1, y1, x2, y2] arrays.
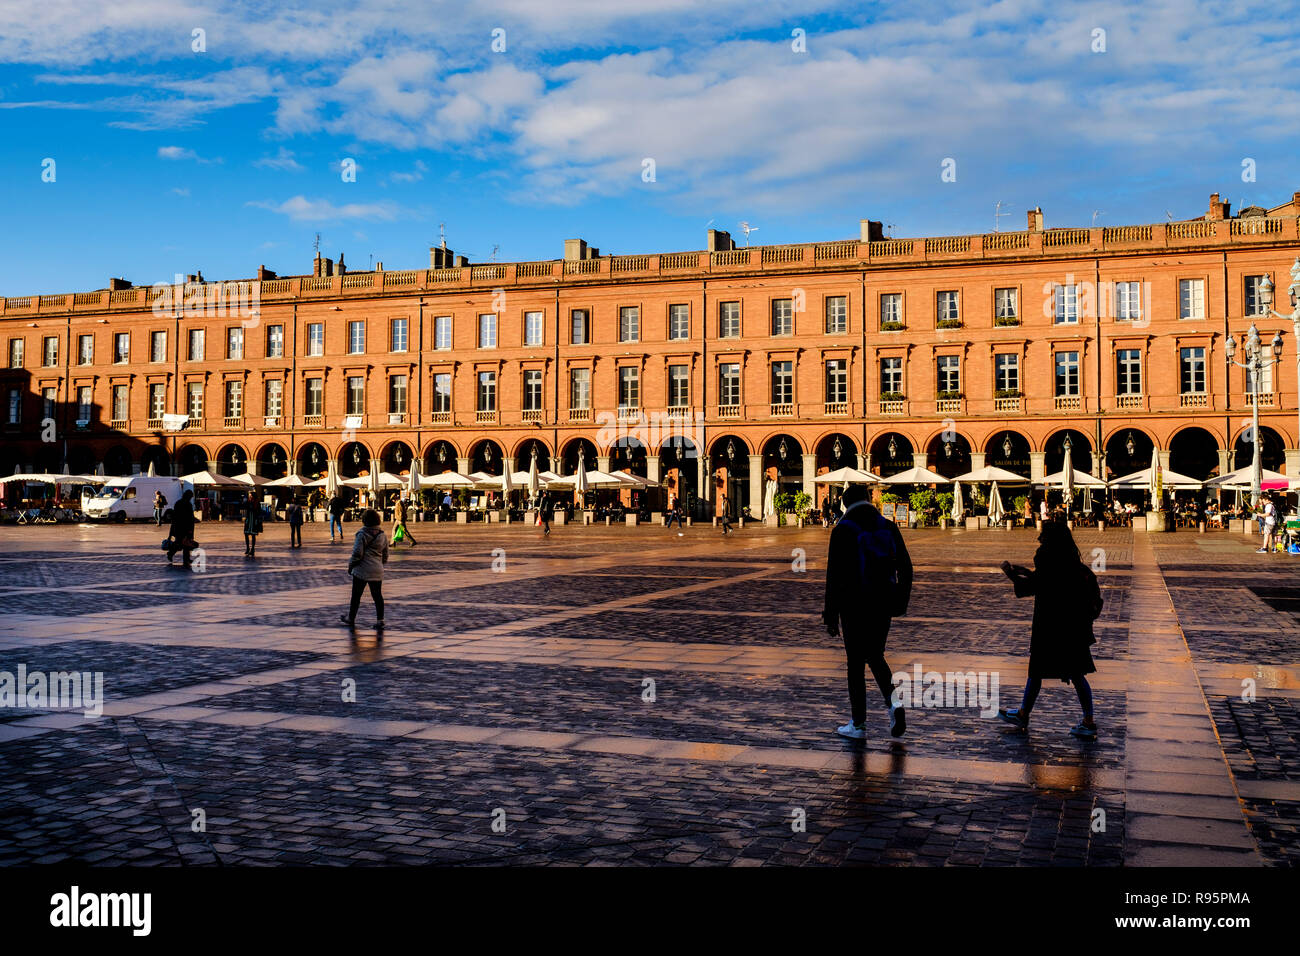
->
[[836, 720, 866, 739]]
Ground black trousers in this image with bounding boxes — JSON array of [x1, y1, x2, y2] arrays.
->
[[839, 614, 895, 725], [290, 524, 302, 547], [349, 577, 384, 622]]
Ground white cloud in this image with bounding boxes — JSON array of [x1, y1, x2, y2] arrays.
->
[[254, 147, 304, 172], [158, 145, 196, 160], [247, 195, 400, 222]]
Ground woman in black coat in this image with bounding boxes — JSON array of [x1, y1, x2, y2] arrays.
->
[[998, 519, 1102, 739], [166, 490, 197, 568]]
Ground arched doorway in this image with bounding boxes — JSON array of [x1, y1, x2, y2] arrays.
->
[[560, 438, 598, 476], [611, 436, 648, 478], [424, 439, 458, 475], [140, 445, 171, 477], [103, 445, 133, 477], [256, 442, 288, 480], [469, 439, 504, 475], [709, 435, 750, 514], [1044, 429, 1093, 475], [659, 436, 699, 510], [1234, 424, 1285, 472], [215, 443, 249, 477], [1105, 428, 1153, 479], [985, 430, 1032, 478], [761, 434, 804, 505], [870, 432, 913, 478], [1170, 427, 1219, 480], [297, 442, 329, 481], [338, 441, 372, 479], [178, 444, 209, 476], [926, 432, 972, 480], [67, 444, 97, 476], [381, 440, 415, 477], [514, 439, 551, 475], [816, 433, 858, 472]]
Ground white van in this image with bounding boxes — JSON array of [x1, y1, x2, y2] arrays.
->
[[85, 476, 194, 523]]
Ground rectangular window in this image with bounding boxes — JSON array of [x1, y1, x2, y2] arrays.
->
[[619, 306, 639, 343], [151, 330, 166, 363], [8, 338, 23, 368], [618, 366, 639, 408], [149, 383, 165, 419], [880, 357, 903, 395], [825, 296, 848, 334], [771, 299, 793, 336], [1053, 284, 1079, 324], [78, 335, 94, 365], [1114, 281, 1143, 322], [348, 321, 365, 354], [523, 370, 543, 411], [994, 288, 1018, 321], [937, 355, 961, 395], [265, 379, 283, 418], [307, 323, 324, 357], [304, 378, 323, 417], [881, 293, 903, 327], [266, 324, 284, 358], [570, 369, 590, 410], [226, 327, 243, 360], [42, 387, 56, 419], [1245, 355, 1273, 393], [388, 375, 407, 414], [78, 386, 93, 421], [719, 363, 740, 406], [6, 388, 20, 424], [995, 354, 1019, 393], [1245, 275, 1268, 316], [524, 311, 544, 346], [43, 336, 58, 367], [187, 383, 203, 420], [668, 364, 689, 407], [114, 333, 130, 364], [1179, 278, 1205, 320], [223, 381, 242, 419], [771, 361, 794, 404], [719, 301, 740, 338], [1180, 346, 1206, 393], [434, 315, 452, 350], [825, 359, 848, 403], [112, 385, 129, 420], [478, 313, 497, 349], [1055, 351, 1080, 396], [188, 328, 205, 362], [937, 290, 960, 324], [389, 318, 407, 353], [1116, 349, 1141, 395], [433, 373, 451, 413], [570, 309, 589, 345], [346, 376, 365, 415], [477, 371, 496, 412], [669, 304, 690, 340]]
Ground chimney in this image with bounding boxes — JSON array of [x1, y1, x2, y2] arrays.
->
[[313, 254, 334, 277], [564, 239, 588, 261], [1207, 193, 1230, 221], [707, 229, 735, 252], [375, 261, 383, 272], [430, 245, 458, 269], [257, 265, 278, 281], [1027, 207, 1044, 232], [107, 278, 132, 291], [859, 220, 884, 242], [337, 252, 347, 276]]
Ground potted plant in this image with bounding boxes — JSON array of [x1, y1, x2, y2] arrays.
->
[[994, 314, 1020, 327], [937, 389, 963, 401], [881, 320, 906, 332], [792, 491, 813, 527], [880, 391, 905, 403], [995, 388, 1022, 399], [936, 317, 963, 330]]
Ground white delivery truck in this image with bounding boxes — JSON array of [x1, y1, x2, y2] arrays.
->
[[84, 475, 194, 523]]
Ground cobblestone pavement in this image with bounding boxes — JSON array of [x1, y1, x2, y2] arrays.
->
[[0, 519, 1294, 866]]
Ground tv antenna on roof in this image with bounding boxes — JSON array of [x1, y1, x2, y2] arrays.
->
[[738, 221, 759, 246], [1091, 210, 1105, 226], [439, 222, 447, 251], [1165, 210, 1174, 222], [313, 232, 321, 255], [491, 244, 499, 262], [993, 201, 1011, 232]]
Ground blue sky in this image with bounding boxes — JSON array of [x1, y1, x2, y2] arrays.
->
[[1, 0, 1298, 295]]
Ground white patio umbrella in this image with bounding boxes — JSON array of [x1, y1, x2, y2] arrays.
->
[[324, 460, 339, 498], [406, 460, 422, 500], [424, 471, 475, 488], [951, 465, 1027, 483], [951, 480, 965, 521], [1063, 459, 1075, 507], [1111, 466, 1202, 490], [180, 470, 242, 487], [265, 473, 311, 488], [881, 465, 950, 484], [527, 451, 540, 501], [815, 466, 879, 484], [575, 450, 589, 497], [988, 481, 1005, 523], [1205, 465, 1286, 489], [1041, 468, 1107, 488], [345, 472, 405, 490], [230, 471, 269, 486], [146, 461, 156, 477]]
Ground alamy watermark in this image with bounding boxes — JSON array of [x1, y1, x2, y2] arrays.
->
[[890, 663, 1000, 718], [0, 664, 104, 718]]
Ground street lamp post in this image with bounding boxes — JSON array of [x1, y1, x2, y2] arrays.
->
[[1225, 323, 1284, 505], [1257, 258, 1300, 478]]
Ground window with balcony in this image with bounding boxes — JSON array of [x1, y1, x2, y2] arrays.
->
[[304, 378, 323, 418], [226, 328, 243, 360], [1179, 278, 1205, 320], [433, 373, 451, 415], [78, 335, 94, 365], [1053, 284, 1079, 324], [5, 388, 18, 425], [523, 370, 543, 412], [1055, 351, 1080, 396], [1116, 349, 1142, 395], [994, 288, 1018, 326], [937, 290, 961, 328], [389, 318, 407, 353], [346, 376, 365, 415], [719, 301, 740, 338], [719, 363, 740, 411], [348, 320, 365, 354], [265, 379, 283, 419], [668, 364, 689, 408], [825, 359, 848, 410], [78, 386, 93, 422], [995, 353, 1019, 394], [669, 304, 690, 340], [434, 315, 452, 350], [881, 293, 904, 330], [149, 383, 165, 421], [525, 311, 544, 346], [388, 375, 407, 415], [770, 361, 793, 408], [1180, 346, 1206, 394], [569, 368, 590, 412], [478, 314, 498, 349], [936, 355, 961, 397], [187, 383, 203, 420], [42, 387, 56, 419], [223, 381, 242, 419], [1245, 356, 1273, 394], [307, 323, 324, 356], [188, 328, 205, 362], [1114, 282, 1143, 322], [477, 371, 496, 412], [114, 333, 130, 364], [43, 336, 58, 367], [151, 330, 166, 363], [267, 324, 284, 358], [771, 299, 794, 336], [880, 357, 903, 398], [825, 296, 848, 334], [619, 306, 639, 343], [113, 385, 129, 421], [571, 309, 589, 345], [618, 366, 639, 410]]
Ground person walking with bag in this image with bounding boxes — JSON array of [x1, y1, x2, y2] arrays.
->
[[153, 490, 167, 526], [339, 509, 388, 630], [719, 490, 734, 535], [998, 518, 1102, 740], [328, 492, 345, 542], [242, 491, 264, 558], [392, 495, 417, 548], [286, 499, 304, 549], [823, 484, 913, 740], [165, 490, 198, 568]]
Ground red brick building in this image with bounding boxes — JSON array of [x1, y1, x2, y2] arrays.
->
[[5, 191, 1300, 513]]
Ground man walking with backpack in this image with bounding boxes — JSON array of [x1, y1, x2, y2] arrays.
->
[[823, 484, 913, 740]]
